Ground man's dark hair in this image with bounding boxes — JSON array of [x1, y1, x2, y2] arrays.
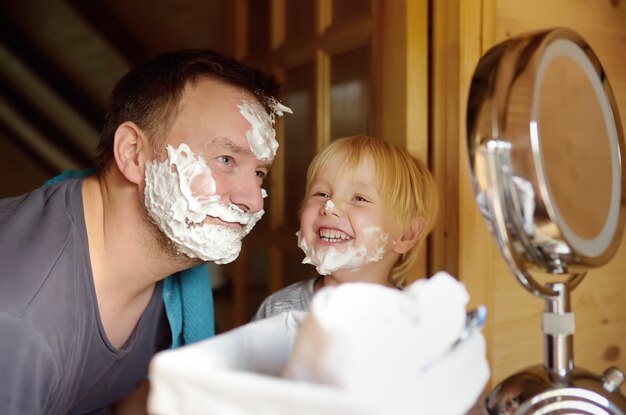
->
[[94, 49, 281, 173]]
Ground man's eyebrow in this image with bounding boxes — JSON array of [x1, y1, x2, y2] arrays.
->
[[212, 137, 274, 171], [213, 137, 252, 155], [259, 161, 273, 172]]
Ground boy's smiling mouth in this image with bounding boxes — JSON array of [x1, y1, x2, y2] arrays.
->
[[319, 227, 353, 243]]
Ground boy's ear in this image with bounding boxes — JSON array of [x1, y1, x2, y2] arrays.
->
[[392, 218, 426, 254], [113, 121, 148, 185]]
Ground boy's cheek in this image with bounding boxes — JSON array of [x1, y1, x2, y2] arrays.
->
[[359, 230, 389, 255]]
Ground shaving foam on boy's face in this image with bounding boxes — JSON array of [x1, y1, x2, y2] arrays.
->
[[297, 227, 389, 275]]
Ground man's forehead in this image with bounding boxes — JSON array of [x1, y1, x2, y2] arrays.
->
[[187, 77, 261, 104], [211, 137, 252, 154]]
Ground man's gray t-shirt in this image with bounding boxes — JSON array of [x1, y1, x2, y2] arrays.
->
[[0, 179, 170, 415]]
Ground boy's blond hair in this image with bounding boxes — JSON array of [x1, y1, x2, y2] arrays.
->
[[303, 135, 440, 287]]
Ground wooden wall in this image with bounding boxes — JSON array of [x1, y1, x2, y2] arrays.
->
[[437, 0, 626, 389]]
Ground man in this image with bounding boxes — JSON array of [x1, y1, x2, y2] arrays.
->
[[0, 49, 289, 414]]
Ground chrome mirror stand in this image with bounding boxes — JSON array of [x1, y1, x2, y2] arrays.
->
[[479, 141, 626, 414]]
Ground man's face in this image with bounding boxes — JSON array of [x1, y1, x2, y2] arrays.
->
[[143, 77, 287, 264]]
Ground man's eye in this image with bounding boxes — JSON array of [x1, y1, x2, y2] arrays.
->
[[255, 170, 266, 179], [219, 155, 232, 165]]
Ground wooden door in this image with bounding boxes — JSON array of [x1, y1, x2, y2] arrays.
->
[[213, 0, 430, 331]]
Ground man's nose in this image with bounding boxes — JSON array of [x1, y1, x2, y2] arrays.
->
[[228, 176, 264, 213]]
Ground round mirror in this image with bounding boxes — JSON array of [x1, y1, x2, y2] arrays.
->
[[467, 29, 626, 414], [467, 28, 625, 291]]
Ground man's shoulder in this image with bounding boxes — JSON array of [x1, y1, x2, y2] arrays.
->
[[0, 180, 81, 236], [0, 192, 29, 222], [0, 180, 85, 317]]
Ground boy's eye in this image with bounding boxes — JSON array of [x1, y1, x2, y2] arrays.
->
[[354, 195, 370, 203], [313, 192, 330, 198]]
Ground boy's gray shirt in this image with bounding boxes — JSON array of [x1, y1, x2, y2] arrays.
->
[[0, 179, 169, 415], [253, 277, 319, 321]]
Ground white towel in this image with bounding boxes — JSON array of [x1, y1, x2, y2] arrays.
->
[[148, 272, 490, 415], [282, 272, 490, 415]]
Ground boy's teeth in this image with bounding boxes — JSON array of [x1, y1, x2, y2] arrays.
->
[[319, 228, 352, 242]]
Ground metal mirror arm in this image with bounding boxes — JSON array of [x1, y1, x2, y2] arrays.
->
[[543, 282, 574, 381], [481, 139, 583, 381]]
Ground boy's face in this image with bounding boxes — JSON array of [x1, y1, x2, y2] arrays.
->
[[298, 154, 403, 280]]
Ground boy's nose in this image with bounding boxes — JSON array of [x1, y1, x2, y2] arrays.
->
[[320, 199, 342, 217]]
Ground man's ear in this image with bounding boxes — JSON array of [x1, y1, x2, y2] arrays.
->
[[392, 218, 426, 254], [113, 121, 148, 184]]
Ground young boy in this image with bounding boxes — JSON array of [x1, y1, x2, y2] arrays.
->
[[253, 135, 440, 320]]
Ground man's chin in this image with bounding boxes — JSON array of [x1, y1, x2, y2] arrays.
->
[[177, 254, 205, 268]]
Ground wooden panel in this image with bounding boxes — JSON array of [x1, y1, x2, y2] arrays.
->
[[275, 61, 317, 294], [431, 0, 461, 278], [331, 0, 370, 26], [227, 0, 394, 330], [247, 0, 270, 53], [286, 0, 315, 40], [330, 46, 371, 139], [451, 0, 498, 377], [283, 63, 316, 230], [374, 0, 430, 279]]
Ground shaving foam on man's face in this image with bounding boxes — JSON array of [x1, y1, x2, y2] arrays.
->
[[297, 227, 389, 275], [144, 143, 264, 264], [238, 98, 293, 161], [142, 83, 293, 264]]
